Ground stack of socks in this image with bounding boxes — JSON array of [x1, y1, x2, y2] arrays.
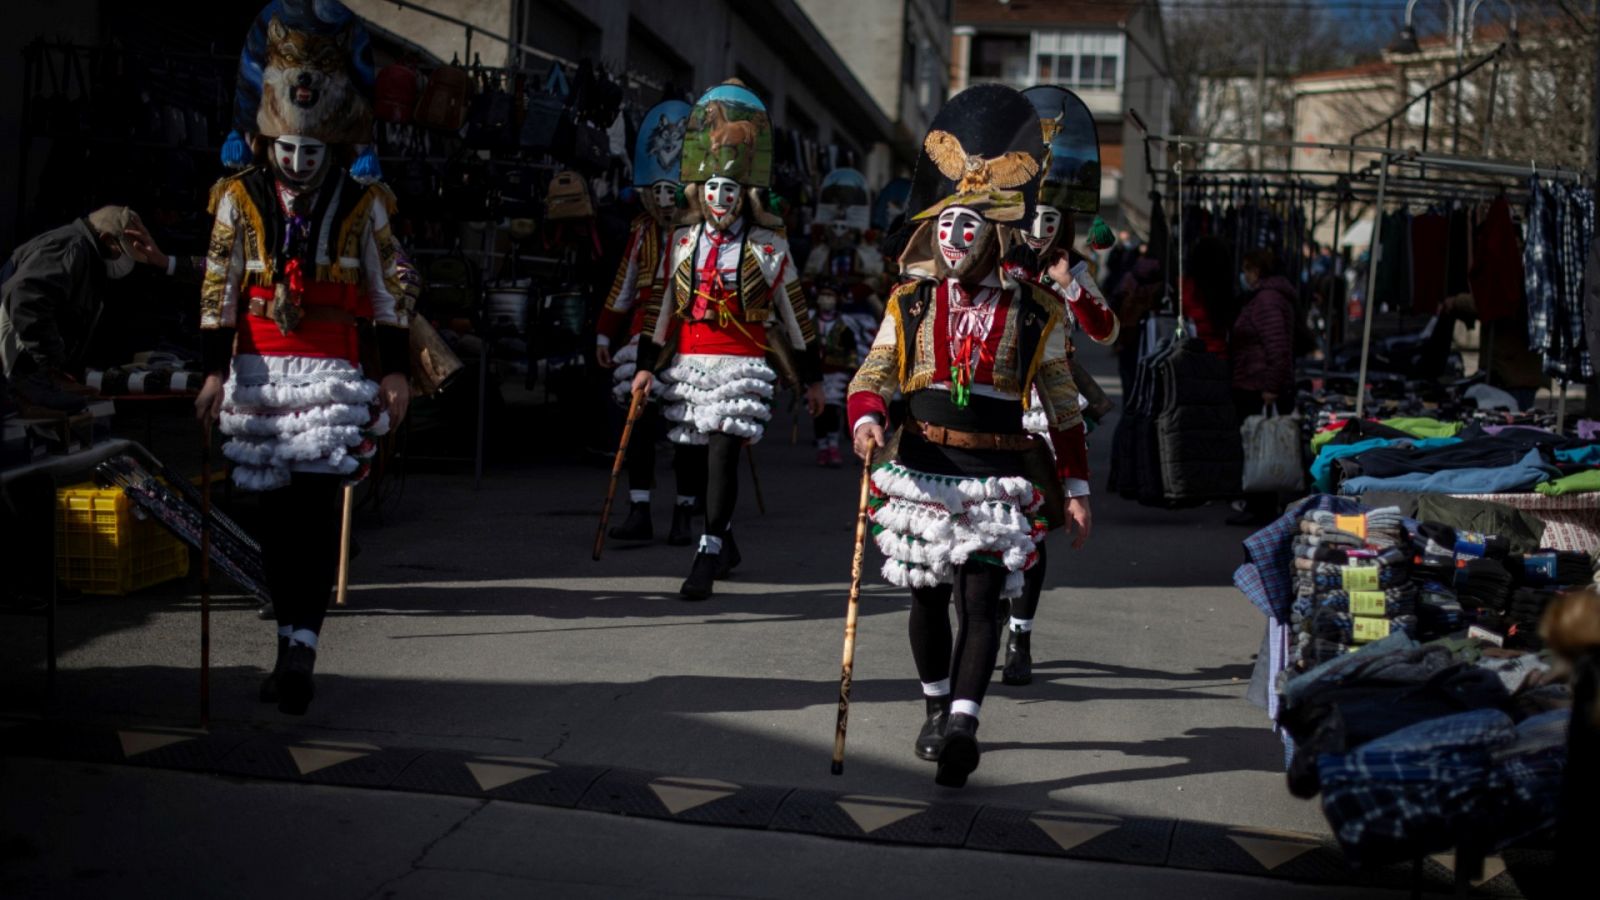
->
[[1415, 581, 1466, 638], [1511, 550, 1594, 588], [1454, 558, 1513, 612], [1303, 508, 1406, 549], [1505, 587, 1559, 650]]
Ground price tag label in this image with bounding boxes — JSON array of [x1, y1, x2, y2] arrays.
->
[[1341, 566, 1379, 591], [1334, 514, 1368, 539], [1353, 616, 1392, 643], [1350, 590, 1387, 617]]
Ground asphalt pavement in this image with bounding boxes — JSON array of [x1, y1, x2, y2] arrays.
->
[[2, 342, 1376, 896]]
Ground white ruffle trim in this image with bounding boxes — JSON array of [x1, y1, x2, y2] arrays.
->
[[659, 353, 776, 445], [221, 354, 386, 491], [868, 462, 1043, 599], [822, 371, 849, 408], [609, 338, 666, 406]]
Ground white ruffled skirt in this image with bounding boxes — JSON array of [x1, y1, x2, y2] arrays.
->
[[660, 353, 776, 445], [868, 461, 1046, 599], [609, 336, 666, 406], [220, 353, 389, 491]]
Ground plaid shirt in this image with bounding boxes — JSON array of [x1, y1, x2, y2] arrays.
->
[[1524, 179, 1595, 380], [1317, 708, 1566, 866]]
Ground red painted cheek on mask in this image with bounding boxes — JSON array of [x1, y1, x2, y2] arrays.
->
[[939, 230, 948, 240]]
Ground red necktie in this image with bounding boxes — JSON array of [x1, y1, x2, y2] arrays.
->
[[692, 229, 733, 321]]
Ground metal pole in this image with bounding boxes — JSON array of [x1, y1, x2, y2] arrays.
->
[[1325, 193, 1346, 380], [1356, 158, 1390, 420]]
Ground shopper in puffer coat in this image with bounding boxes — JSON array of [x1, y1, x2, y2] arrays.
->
[[1228, 249, 1296, 526]]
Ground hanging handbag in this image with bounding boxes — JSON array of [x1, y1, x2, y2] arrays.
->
[[519, 63, 568, 151], [375, 62, 419, 124], [415, 61, 470, 131], [1240, 405, 1304, 493], [465, 65, 514, 150], [544, 169, 594, 221]]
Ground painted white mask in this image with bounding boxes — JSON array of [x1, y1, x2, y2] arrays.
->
[[648, 181, 678, 226], [1025, 205, 1063, 252], [816, 290, 839, 313], [936, 206, 983, 268], [104, 245, 136, 279], [272, 135, 328, 185], [829, 223, 852, 239], [703, 176, 743, 230]]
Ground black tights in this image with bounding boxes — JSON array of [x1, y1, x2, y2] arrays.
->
[[1011, 542, 1048, 622], [704, 433, 741, 538], [257, 473, 345, 636], [674, 443, 708, 503], [907, 563, 1009, 706], [625, 407, 657, 493]]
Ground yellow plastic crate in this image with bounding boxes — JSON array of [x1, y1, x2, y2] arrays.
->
[[55, 483, 190, 595]]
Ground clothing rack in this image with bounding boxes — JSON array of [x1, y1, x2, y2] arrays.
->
[[1146, 134, 1591, 422]]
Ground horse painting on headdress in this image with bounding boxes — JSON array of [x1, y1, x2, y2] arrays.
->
[[705, 101, 763, 173]]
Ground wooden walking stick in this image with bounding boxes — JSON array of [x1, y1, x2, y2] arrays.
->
[[745, 443, 767, 515], [831, 451, 874, 775], [199, 424, 212, 727], [334, 484, 354, 606], [594, 384, 649, 561]]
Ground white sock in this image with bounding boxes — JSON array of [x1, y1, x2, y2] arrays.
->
[[951, 699, 981, 719], [921, 679, 951, 697], [676, 495, 697, 507], [289, 629, 319, 650], [1009, 617, 1034, 633], [629, 489, 650, 504], [277, 625, 292, 639], [698, 534, 723, 555]]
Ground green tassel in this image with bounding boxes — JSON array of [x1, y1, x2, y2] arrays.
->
[[1087, 216, 1115, 251]]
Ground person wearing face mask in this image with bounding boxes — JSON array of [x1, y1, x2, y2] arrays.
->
[[803, 168, 887, 300], [594, 100, 703, 546], [194, 2, 409, 715], [631, 81, 825, 601], [810, 282, 858, 467], [0, 206, 197, 411], [995, 84, 1120, 687], [1226, 249, 1296, 527], [849, 84, 1088, 788]]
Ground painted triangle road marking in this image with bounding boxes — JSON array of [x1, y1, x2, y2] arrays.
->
[[117, 730, 194, 758], [648, 777, 740, 815], [1029, 812, 1121, 852], [1430, 854, 1508, 886], [837, 795, 929, 834], [301, 740, 381, 751], [466, 760, 556, 792], [288, 746, 368, 775], [1229, 829, 1321, 871]]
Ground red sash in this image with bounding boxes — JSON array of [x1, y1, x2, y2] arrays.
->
[[237, 283, 366, 364]]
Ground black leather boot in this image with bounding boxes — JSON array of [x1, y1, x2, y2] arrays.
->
[[680, 552, 719, 601], [667, 504, 696, 546], [259, 636, 288, 703], [935, 713, 981, 788], [714, 530, 741, 578], [277, 643, 317, 716], [1001, 627, 1033, 685], [914, 695, 952, 761], [609, 502, 653, 540]]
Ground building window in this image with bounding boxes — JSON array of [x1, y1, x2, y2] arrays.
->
[[1032, 32, 1120, 91], [969, 33, 1030, 86]]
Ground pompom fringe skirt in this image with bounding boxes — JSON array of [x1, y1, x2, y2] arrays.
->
[[609, 336, 667, 406], [220, 354, 388, 491], [867, 461, 1047, 599], [660, 353, 776, 445]]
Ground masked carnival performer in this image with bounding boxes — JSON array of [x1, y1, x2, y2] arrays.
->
[[596, 99, 701, 545], [848, 85, 1089, 787], [997, 85, 1118, 685], [632, 81, 824, 601], [195, 1, 407, 715], [811, 281, 858, 467]]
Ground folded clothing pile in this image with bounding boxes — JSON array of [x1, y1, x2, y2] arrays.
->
[[1287, 506, 1422, 671], [1454, 557, 1514, 612], [1512, 549, 1594, 588]]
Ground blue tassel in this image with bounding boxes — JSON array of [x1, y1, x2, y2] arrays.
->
[[220, 130, 251, 169], [351, 146, 382, 185]]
